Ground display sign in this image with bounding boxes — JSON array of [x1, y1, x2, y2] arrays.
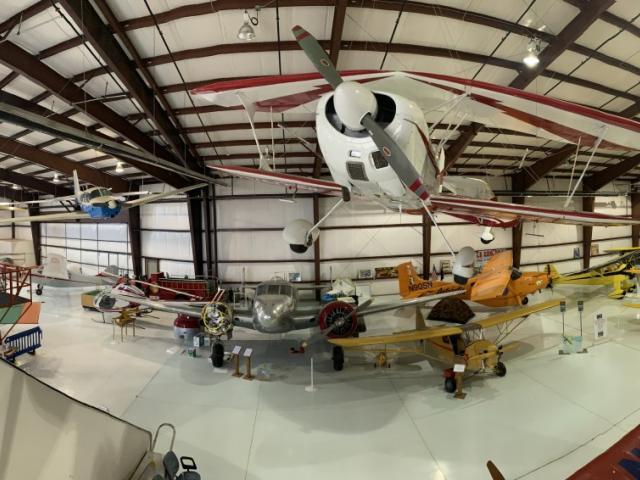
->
[[231, 345, 242, 355], [594, 313, 607, 340], [453, 363, 466, 373], [243, 348, 253, 357], [374, 266, 398, 279]]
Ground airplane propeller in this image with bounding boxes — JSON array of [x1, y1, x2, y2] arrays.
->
[[301, 297, 373, 348], [292, 25, 430, 203]]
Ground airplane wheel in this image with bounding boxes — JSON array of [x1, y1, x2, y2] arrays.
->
[[494, 361, 507, 377], [332, 346, 344, 371], [444, 377, 456, 393], [211, 342, 224, 368], [522, 296, 529, 305], [35, 286, 43, 295]]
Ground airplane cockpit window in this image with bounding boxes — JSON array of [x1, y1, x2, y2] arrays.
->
[[87, 188, 111, 200], [279, 285, 293, 297]]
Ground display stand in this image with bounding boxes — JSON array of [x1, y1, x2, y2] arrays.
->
[[559, 300, 588, 355], [453, 358, 466, 399], [305, 357, 318, 392], [243, 348, 254, 380], [231, 345, 242, 377]]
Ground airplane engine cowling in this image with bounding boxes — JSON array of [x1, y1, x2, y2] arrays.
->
[[283, 219, 319, 254], [453, 246, 476, 285], [317, 301, 359, 338]]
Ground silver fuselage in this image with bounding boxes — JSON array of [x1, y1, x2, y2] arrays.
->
[[251, 281, 298, 333]]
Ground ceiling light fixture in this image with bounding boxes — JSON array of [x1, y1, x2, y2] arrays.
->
[[53, 173, 60, 183], [11, 184, 19, 190], [115, 161, 124, 173], [523, 37, 541, 68], [237, 9, 258, 41]]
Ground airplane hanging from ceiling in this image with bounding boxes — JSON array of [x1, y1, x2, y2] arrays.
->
[[0, 170, 206, 224], [192, 25, 640, 254]]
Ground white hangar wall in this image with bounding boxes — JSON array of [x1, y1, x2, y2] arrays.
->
[[214, 177, 632, 295]]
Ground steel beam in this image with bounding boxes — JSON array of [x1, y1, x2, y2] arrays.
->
[[128, 206, 143, 278], [511, 145, 575, 191], [187, 190, 204, 276], [0, 41, 187, 187], [28, 203, 42, 266], [0, 135, 128, 191], [633, 192, 640, 247], [443, 123, 482, 172], [509, 0, 614, 90], [422, 213, 431, 275], [582, 194, 595, 269], [0, 169, 72, 197], [60, 0, 201, 172], [203, 185, 213, 278], [313, 196, 321, 297]]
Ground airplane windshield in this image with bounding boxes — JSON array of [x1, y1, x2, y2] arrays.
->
[[256, 284, 293, 296], [89, 188, 111, 199]]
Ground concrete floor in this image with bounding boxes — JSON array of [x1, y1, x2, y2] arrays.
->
[[9, 284, 640, 480]]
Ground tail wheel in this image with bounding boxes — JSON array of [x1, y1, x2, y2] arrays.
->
[[211, 342, 224, 368], [494, 361, 507, 377], [332, 346, 344, 371], [317, 301, 358, 338]]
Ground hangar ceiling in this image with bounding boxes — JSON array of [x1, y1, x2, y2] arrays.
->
[[0, 0, 638, 196]]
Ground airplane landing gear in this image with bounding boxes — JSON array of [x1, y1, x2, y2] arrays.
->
[[494, 361, 507, 377], [332, 345, 344, 371], [210, 341, 224, 368], [373, 352, 390, 368], [444, 376, 456, 393], [480, 226, 495, 244], [35, 284, 43, 295]]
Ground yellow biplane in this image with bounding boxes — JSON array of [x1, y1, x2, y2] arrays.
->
[[546, 247, 640, 299], [329, 299, 561, 397]]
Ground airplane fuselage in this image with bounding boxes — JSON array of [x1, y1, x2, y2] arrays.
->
[[81, 202, 122, 219], [316, 90, 438, 209]]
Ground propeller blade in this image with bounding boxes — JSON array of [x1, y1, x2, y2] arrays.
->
[[292, 25, 343, 89], [486, 461, 505, 480], [360, 114, 430, 201]]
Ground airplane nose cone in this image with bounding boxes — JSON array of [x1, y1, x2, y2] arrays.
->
[[108, 200, 118, 209]]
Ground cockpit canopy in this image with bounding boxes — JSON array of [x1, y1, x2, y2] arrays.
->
[[80, 188, 112, 203], [256, 283, 294, 297]]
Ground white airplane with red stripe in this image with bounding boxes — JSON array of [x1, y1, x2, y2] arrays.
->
[[193, 25, 640, 254]]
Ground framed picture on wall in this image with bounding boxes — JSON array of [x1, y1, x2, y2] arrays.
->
[[590, 244, 599, 256], [573, 247, 581, 259], [374, 266, 398, 279], [358, 268, 373, 280], [288, 272, 302, 282], [440, 259, 452, 274]]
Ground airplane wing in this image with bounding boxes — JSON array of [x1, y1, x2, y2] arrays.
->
[[329, 299, 561, 347], [106, 292, 204, 317], [12, 195, 77, 205], [192, 70, 640, 151], [355, 290, 465, 318], [209, 165, 343, 195], [468, 251, 512, 301], [0, 211, 90, 224], [428, 195, 640, 227], [123, 183, 208, 207]]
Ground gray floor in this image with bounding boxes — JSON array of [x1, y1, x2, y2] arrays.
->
[[12, 284, 640, 479]]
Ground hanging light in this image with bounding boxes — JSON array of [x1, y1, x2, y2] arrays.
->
[[53, 172, 60, 183], [115, 161, 124, 173], [523, 37, 541, 68], [11, 183, 19, 190], [237, 10, 257, 41]]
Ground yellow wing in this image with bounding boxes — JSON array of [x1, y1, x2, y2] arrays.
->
[[480, 251, 513, 274], [328, 299, 562, 348], [605, 247, 640, 253]]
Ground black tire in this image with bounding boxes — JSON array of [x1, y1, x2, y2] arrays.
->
[[332, 345, 344, 371], [211, 342, 224, 368], [35, 288, 43, 296], [444, 377, 456, 393], [494, 361, 507, 377], [521, 296, 529, 305]]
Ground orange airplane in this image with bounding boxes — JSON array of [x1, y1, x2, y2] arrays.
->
[[398, 250, 550, 307]]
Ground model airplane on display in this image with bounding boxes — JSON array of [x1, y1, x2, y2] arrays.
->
[[399, 248, 549, 307], [329, 298, 561, 395], [0, 170, 206, 224], [193, 25, 640, 255], [546, 247, 640, 299], [101, 277, 463, 369], [31, 253, 118, 295]]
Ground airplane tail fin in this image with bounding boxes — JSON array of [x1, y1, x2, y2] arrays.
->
[[73, 170, 81, 201], [545, 264, 560, 279], [398, 261, 424, 299]]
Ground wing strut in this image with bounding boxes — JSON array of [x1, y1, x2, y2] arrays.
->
[[421, 199, 456, 257], [564, 125, 607, 208]]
